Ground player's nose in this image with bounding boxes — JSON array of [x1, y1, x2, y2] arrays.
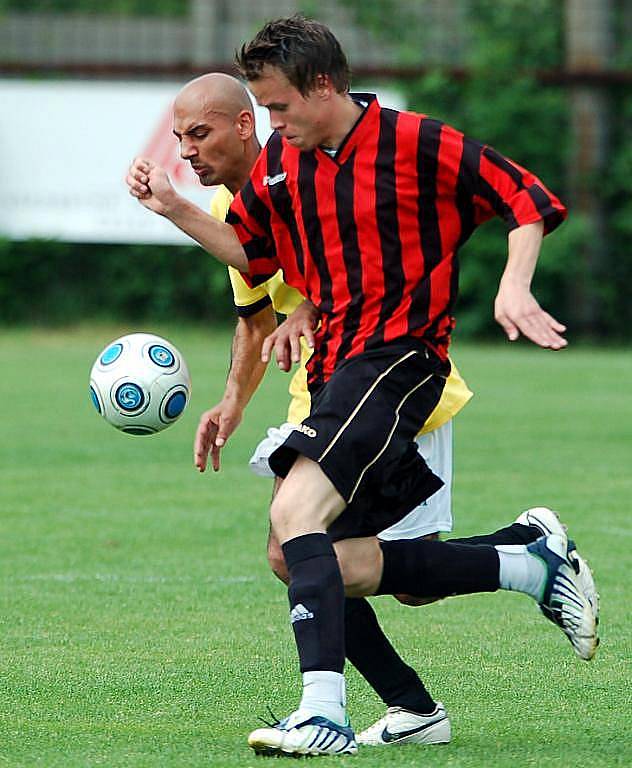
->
[[269, 113, 285, 132], [179, 139, 197, 159]]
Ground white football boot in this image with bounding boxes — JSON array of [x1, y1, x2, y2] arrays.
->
[[516, 507, 599, 622], [526, 532, 598, 660], [248, 710, 358, 757], [357, 702, 451, 746]]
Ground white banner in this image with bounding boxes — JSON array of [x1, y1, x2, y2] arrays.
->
[[0, 79, 404, 245]]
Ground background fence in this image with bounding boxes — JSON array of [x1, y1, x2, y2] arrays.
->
[[0, 0, 630, 339], [0, 0, 471, 72]]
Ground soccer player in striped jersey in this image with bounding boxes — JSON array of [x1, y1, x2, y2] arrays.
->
[[127, 34, 598, 755], [141, 72, 479, 742]]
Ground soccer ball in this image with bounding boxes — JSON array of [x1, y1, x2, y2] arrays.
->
[[89, 332, 191, 435]]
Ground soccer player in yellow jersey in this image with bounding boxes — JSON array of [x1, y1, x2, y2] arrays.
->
[[128, 72, 598, 750]]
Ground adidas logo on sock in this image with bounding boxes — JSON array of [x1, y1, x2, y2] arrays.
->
[[290, 603, 314, 624]]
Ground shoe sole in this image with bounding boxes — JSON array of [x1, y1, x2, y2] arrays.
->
[[248, 731, 358, 757], [569, 550, 600, 624], [249, 741, 358, 757], [539, 537, 598, 661]]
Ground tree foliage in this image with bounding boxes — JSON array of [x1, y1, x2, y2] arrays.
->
[[344, 0, 631, 341], [0, 240, 233, 325], [1, 1, 628, 338]]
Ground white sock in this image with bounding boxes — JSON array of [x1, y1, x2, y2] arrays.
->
[[296, 671, 346, 725], [496, 544, 547, 600]]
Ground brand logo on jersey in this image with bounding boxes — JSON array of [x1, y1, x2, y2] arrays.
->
[[290, 603, 314, 624], [296, 424, 317, 438], [263, 172, 287, 186]]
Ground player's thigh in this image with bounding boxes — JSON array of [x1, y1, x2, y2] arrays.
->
[[270, 454, 346, 544]]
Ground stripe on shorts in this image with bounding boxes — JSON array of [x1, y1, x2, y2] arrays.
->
[[317, 349, 419, 464], [348, 372, 433, 502]]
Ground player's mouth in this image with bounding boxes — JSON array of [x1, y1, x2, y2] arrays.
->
[[191, 164, 209, 176]]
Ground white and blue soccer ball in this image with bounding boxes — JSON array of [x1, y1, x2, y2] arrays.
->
[[89, 332, 191, 435]]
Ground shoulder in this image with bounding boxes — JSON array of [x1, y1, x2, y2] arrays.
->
[[210, 185, 234, 221], [238, 131, 290, 202]]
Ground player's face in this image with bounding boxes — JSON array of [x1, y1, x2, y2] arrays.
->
[[248, 66, 329, 151], [173, 105, 243, 187]]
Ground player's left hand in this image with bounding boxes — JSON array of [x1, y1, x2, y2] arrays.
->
[[261, 299, 319, 371], [194, 399, 243, 472], [494, 281, 567, 349]]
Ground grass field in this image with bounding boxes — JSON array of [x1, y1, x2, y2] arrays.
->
[[0, 325, 630, 767]]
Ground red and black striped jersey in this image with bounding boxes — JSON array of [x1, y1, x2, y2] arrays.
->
[[228, 94, 567, 388]]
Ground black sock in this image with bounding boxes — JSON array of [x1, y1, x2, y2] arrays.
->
[[282, 532, 345, 673], [345, 597, 436, 713], [449, 523, 540, 547], [377, 539, 499, 597]]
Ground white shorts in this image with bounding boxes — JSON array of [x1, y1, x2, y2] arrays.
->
[[249, 420, 453, 539]]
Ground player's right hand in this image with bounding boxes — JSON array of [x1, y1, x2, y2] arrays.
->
[[194, 400, 243, 473], [494, 281, 568, 350], [261, 299, 319, 371], [126, 157, 178, 216]]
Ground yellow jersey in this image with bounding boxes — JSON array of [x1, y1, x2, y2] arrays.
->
[[211, 185, 472, 431]]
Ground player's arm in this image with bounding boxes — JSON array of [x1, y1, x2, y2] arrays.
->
[[194, 304, 277, 473], [126, 157, 247, 271], [453, 136, 568, 350], [226, 306, 278, 423], [495, 221, 567, 349]]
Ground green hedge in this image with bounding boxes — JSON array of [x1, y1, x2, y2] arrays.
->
[[0, 220, 599, 341], [0, 240, 234, 325]]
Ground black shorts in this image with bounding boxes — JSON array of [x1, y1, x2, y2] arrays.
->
[[269, 339, 449, 541]]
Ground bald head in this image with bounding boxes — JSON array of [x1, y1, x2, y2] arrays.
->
[[172, 72, 260, 193], [175, 73, 254, 120]]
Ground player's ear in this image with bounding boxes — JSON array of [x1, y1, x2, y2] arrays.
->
[[315, 73, 333, 99], [236, 110, 255, 140]]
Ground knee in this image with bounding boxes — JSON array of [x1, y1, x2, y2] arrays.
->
[[267, 534, 289, 585], [334, 538, 382, 597], [337, 557, 363, 596], [269, 495, 292, 544]]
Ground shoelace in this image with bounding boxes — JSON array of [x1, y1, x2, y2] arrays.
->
[[257, 705, 281, 728]]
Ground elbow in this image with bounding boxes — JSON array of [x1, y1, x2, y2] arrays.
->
[[234, 251, 249, 272]]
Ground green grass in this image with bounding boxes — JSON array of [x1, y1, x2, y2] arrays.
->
[[0, 325, 630, 767]]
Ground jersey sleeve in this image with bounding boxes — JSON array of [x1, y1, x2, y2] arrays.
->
[[228, 266, 273, 317], [208, 185, 273, 316], [463, 134, 567, 234], [226, 146, 280, 287], [209, 185, 233, 222], [435, 122, 567, 235]]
